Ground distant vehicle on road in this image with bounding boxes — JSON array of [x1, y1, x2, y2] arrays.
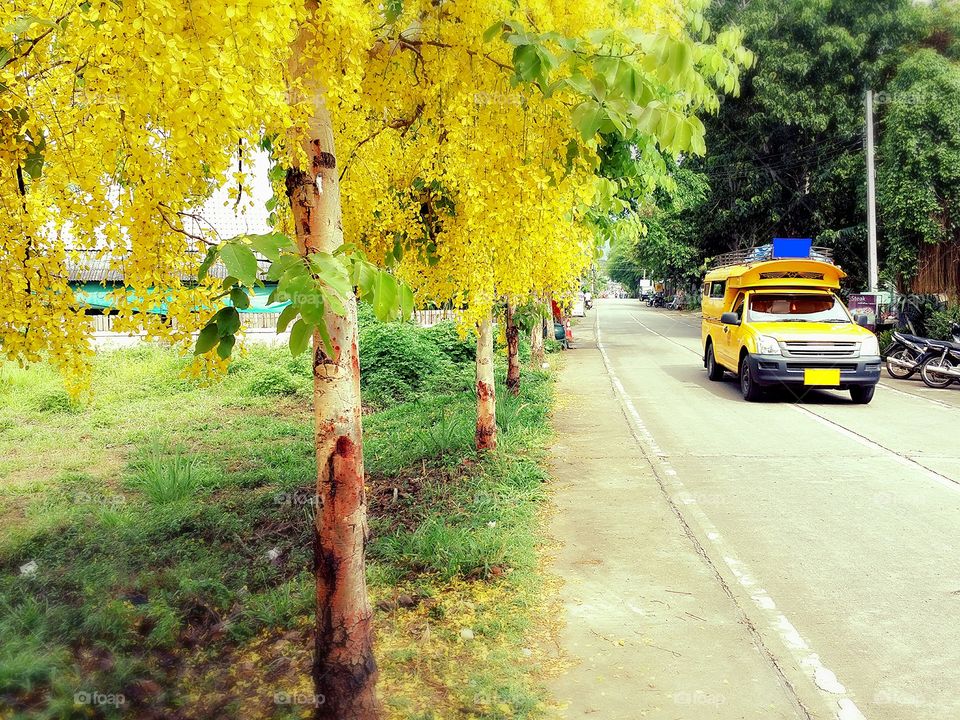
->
[[572, 294, 586, 317], [700, 243, 881, 404], [638, 279, 654, 300]]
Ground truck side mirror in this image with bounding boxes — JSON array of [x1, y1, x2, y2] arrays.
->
[[720, 312, 740, 325]]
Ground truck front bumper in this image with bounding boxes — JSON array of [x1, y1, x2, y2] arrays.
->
[[746, 354, 882, 388]]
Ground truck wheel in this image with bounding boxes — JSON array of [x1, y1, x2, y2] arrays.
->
[[705, 343, 725, 381], [850, 386, 876, 404], [739, 358, 764, 402]]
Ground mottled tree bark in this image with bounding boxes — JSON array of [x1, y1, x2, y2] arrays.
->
[[505, 302, 521, 395], [475, 312, 497, 450], [530, 315, 545, 367], [286, 8, 380, 719]]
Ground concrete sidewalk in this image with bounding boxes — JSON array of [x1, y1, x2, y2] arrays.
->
[[545, 320, 805, 720]]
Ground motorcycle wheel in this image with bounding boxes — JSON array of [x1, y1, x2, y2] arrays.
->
[[885, 347, 916, 379], [920, 356, 957, 389]]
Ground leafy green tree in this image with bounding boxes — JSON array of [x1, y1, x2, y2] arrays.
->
[[878, 49, 960, 293], [682, 0, 925, 289]]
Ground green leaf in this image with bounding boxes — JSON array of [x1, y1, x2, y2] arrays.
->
[[229, 287, 250, 310], [246, 232, 295, 263], [220, 243, 259, 287], [565, 72, 593, 95], [315, 320, 334, 357], [372, 271, 399, 321], [321, 287, 346, 318], [399, 283, 414, 320], [383, 0, 403, 23], [513, 44, 541, 84], [5, 15, 56, 35], [23, 136, 45, 180], [266, 255, 302, 281], [194, 324, 219, 355], [309, 252, 353, 299], [298, 286, 326, 326], [615, 63, 643, 102], [482, 21, 503, 43], [289, 319, 312, 357], [571, 100, 605, 141], [355, 261, 377, 301], [216, 334, 236, 360], [276, 303, 298, 333], [214, 307, 241, 337], [198, 245, 220, 281]]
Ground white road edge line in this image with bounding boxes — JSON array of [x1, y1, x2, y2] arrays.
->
[[597, 305, 867, 720]]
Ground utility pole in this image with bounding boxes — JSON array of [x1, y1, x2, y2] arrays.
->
[[865, 89, 879, 292]]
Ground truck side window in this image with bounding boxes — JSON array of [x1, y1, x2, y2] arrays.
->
[[733, 295, 745, 320], [702, 282, 710, 297], [710, 281, 726, 299]]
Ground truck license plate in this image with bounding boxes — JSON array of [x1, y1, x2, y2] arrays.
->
[[804, 368, 840, 386]]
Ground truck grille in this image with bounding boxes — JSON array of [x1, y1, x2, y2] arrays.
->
[[780, 341, 859, 359], [786, 362, 859, 371]]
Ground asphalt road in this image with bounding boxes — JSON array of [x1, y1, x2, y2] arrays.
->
[[580, 299, 960, 720]]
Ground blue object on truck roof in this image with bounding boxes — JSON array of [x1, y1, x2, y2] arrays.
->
[[772, 238, 813, 259]]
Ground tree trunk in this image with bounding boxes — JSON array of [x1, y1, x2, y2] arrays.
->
[[530, 302, 545, 367], [475, 312, 497, 451], [286, 10, 380, 719], [505, 302, 521, 395]]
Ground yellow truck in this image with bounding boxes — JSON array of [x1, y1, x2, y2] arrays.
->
[[701, 246, 881, 404]]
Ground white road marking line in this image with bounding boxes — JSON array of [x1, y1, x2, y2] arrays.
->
[[596, 305, 866, 720], [877, 380, 960, 411]]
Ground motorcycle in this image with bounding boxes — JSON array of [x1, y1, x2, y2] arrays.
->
[[647, 292, 666, 308], [920, 328, 960, 389], [584, 297, 593, 310], [884, 324, 960, 380]]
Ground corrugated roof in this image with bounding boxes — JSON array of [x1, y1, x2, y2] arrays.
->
[[64, 248, 272, 283]]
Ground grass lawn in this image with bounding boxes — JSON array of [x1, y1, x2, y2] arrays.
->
[[0, 319, 560, 719]]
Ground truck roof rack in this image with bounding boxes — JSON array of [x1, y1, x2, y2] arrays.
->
[[708, 245, 835, 271]]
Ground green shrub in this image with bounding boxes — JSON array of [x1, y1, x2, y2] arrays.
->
[[359, 321, 451, 403], [877, 329, 894, 353], [928, 305, 960, 340], [422, 321, 475, 364], [246, 365, 300, 396], [128, 448, 209, 504], [544, 338, 564, 353], [34, 389, 80, 415]]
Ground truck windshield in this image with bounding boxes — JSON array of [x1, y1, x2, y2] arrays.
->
[[748, 294, 850, 323]]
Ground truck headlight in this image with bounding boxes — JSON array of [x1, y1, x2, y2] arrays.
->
[[860, 336, 880, 357], [756, 335, 781, 355]]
